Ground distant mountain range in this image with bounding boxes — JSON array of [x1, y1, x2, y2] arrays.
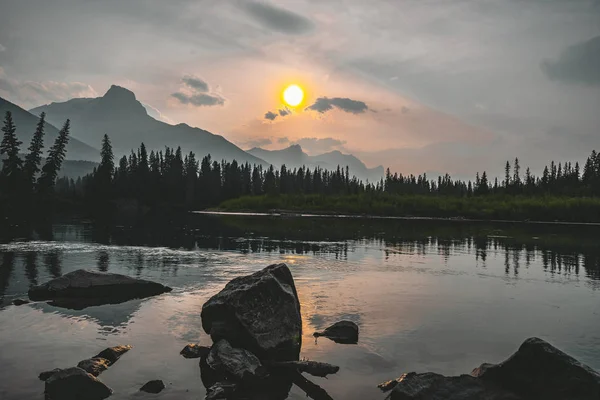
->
[[1, 85, 384, 181], [248, 144, 384, 183], [0, 97, 99, 161], [30, 85, 266, 166]]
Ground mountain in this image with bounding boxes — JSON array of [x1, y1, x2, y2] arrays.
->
[[31, 85, 266, 165], [247, 145, 384, 183], [0, 97, 99, 161]]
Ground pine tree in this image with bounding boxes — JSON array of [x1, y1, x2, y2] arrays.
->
[[504, 161, 511, 190], [38, 119, 70, 193], [23, 113, 46, 190], [0, 111, 23, 186]]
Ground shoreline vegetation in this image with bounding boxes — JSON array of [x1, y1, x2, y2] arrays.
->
[[2, 111, 600, 226], [215, 193, 600, 223]]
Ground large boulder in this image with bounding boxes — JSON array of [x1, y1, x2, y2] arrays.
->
[[314, 320, 359, 344], [201, 263, 302, 361], [384, 372, 522, 400], [28, 269, 171, 309], [207, 340, 267, 382], [45, 367, 113, 400], [472, 337, 600, 400]]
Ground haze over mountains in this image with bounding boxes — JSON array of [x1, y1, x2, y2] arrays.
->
[[0, 97, 99, 161], [248, 145, 384, 183], [31, 85, 267, 166], [1, 85, 384, 181]]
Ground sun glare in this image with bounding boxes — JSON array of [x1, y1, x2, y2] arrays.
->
[[283, 84, 304, 107]]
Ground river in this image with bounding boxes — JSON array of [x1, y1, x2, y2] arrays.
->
[[1, 213, 599, 399]]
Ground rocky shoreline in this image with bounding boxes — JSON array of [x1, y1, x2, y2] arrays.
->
[[25, 264, 600, 399]]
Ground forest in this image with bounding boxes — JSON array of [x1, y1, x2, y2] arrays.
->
[[2, 111, 600, 223]]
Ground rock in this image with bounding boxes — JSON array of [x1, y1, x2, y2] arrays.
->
[[205, 382, 238, 400], [140, 379, 165, 394], [180, 343, 211, 359], [12, 298, 30, 306], [386, 372, 522, 400], [313, 320, 358, 344], [28, 269, 172, 309], [94, 345, 132, 365], [472, 337, 600, 400], [266, 360, 339, 378], [45, 367, 113, 400], [207, 340, 267, 382], [201, 263, 302, 361], [39, 368, 63, 381], [77, 358, 110, 377]]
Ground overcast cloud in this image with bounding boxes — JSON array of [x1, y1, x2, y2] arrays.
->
[[0, 0, 598, 176]]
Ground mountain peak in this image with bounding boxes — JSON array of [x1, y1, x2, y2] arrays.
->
[[98, 85, 147, 117], [103, 85, 137, 101]]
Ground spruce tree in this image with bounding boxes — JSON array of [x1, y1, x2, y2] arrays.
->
[[38, 119, 70, 193], [23, 113, 46, 189], [0, 111, 23, 185]]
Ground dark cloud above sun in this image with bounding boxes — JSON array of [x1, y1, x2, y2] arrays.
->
[[241, 1, 315, 35], [306, 97, 369, 114]]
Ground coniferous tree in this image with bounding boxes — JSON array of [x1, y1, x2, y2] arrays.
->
[[23, 113, 46, 191], [38, 120, 70, 194], [0, 111, 23, 191]]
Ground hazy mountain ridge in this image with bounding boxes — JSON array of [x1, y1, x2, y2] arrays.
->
[[30, 85, 267, 166], [248, 145, 384, 183], [0, 97, 100, 161]]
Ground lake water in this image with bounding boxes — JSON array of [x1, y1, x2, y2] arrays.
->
[[1, 213, 599, 399]]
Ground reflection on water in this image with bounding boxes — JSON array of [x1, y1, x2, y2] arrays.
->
[[0, 214, 599, 400]]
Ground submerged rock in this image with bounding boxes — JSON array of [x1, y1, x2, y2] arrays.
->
[[12, 298, 30, 306], [472, 337, 600, 400], [180, 343, 211, 359], [266, 360, 339, 378], [314, 320, 359, 344], [45, 367, 113, 400], [205, 382, 238, 400], [140, 379, 165, 394], [386, 372, 521, 400], [201, 263, 302, 361], [77, 358, 110, 377], [94, 345, 132, 365], [28, 269, 172, 309], [39, 368, 63, 381], [207, 340, 267, 382]]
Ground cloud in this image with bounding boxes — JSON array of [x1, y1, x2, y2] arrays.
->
[[305, 97, 369, 114], [264, 111, 278, 120], [182, 75, 209, 92], [401, 106, 410, 114], [0, 67, 97, 108], [142, 102, 173, 124], [278, 107, 291, 116], [242, 1, 314, 35], [243, 137, 273, 148], [172, 74, 225, 107], [541, 35, 600, 86], [294, 137, 347, 153], [0, 44, 6, 52], [277, 137, 290, 144]]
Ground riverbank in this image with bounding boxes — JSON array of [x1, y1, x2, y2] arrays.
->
[[217, 193, 600, 223]]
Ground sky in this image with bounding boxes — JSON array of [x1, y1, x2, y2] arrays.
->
[[0, 0, 599, 178]]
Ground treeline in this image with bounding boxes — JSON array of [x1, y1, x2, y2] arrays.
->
[[0, 111, 71, 221], [384, 156, 600, 197]]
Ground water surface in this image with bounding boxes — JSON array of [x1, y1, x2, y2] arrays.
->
[[1, 214, 599, 399]]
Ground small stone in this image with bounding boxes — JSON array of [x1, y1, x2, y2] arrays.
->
[[314, 320, 359, 344], [77, 358, 110, 377], [140, 379, 165, 394], [39, 368, 63, 381], [12, 298, 30, 306], [180, 343, 211, 359], [94, 345, 132, 365], [45, 367, 112, 400]]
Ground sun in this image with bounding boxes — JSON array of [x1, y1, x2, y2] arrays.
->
[[283, 84, 304, 107]]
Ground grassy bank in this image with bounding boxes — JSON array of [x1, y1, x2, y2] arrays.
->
[[217, 193, 600, 223]]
